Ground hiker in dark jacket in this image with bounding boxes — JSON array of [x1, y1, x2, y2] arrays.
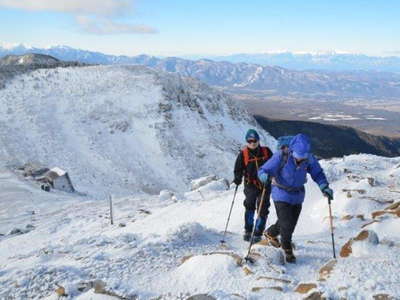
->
[[258, 133, 333, 263], [233, 129, 273, 243]]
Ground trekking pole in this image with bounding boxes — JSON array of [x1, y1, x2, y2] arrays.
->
[[109, 194, 114, 225], [327, 198, 336, 259], [220, 184, 239, 245], [245, 185, 267, 263]]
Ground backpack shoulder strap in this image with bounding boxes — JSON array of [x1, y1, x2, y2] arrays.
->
[[279, 150, 289, 172], [242, 147, 249, 166], [260, 146, 271, 160]]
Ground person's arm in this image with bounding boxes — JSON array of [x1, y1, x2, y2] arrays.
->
[[307, 155, 328, 186], [307, 155, 333, 200], [233, 151, 244, 185], [258, 151, 282, 178]]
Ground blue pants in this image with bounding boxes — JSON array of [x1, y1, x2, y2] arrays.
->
[[243, 183, 271, 234]]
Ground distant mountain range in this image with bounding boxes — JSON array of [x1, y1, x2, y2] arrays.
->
[[1, 45, 400, 99], [190, 52, 400, 72]]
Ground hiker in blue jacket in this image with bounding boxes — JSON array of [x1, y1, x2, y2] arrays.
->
[[257, 133, 333, 263]]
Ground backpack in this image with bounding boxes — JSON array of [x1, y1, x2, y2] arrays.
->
[[242, 146, 271, 188], [273, 135, 312, 193], [242, 146, 270, 167], [276, 135, 294, 152]]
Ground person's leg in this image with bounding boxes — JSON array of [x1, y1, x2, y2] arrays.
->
[[243, 184, 258, 240], [254, 184, 271, 235], [288, 204, 302, 236], [274, 201, 293, 250], [265, 207, 281, 247], [275, 202, 302, 263]]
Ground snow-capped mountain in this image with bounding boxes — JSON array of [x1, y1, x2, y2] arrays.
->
[[0, 63, 274, 197], [198, 51, 400, 72], [0, 53, 61, 66], [1, 45, 400, 98]]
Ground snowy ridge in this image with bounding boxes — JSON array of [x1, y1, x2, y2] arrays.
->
[[0, 65, 274, 196]]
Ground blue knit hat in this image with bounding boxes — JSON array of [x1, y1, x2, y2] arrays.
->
[[245, 129, 260, 141]]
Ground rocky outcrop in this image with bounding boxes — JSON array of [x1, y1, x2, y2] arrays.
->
[[295, 283, 318, 294], [340, 230, 379, 257], [318, 259, 337, 281]]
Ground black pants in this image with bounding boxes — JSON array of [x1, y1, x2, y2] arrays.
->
[[267, 201, 302, 249], [243, 183, 271, 233]]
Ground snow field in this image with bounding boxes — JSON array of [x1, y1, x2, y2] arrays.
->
[[1, 153, 400, 299]]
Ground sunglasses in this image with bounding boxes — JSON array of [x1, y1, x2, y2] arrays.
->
[[247, 139, 258, 144]]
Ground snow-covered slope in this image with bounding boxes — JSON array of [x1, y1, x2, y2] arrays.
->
[[1, 154, 400, 299], [0, 65, 274, 196]]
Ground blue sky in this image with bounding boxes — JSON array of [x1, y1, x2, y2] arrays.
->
[[0, 0, 399, 56]]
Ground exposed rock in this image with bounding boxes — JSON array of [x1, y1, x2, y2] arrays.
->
[[295, 283, 318, 294], [372, 294, 394, 300], [340, 240, 353, 257], [385, 201, 400, 211], [55, 286, 67, 297], [362, 197, 393, 205], [367, 177, 376, 186], [243, 266, 254, 275], [356, 214, 365, 221], [372, 208, 400, 219], [361, 220, 380, 228], [8, 228, 23, 235], [268, 286, 284, 292], [303, 291, 326, 300], [341, 215, 353, 221], [257, 276, 291, 284], [342, 188, 366, 194], [340, 230, 379, 257], [230, 294, 246, 299], [138, 209, 151, 215], [187, 294, 216, 300], [119, 223, 126, 227], [319, 259, 337, 281], [93, 280, 137, 299], [94, 280, 107, 294], [251, 286, 283, 292]]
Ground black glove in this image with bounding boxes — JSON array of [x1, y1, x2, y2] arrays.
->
[[233, 177, 242, 186]]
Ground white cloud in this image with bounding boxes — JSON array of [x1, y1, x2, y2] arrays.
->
[[0, 0, 158, 35], [0, 0, 131, 16], [76, 16, 158, 35]]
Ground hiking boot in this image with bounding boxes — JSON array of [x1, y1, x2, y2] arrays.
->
[[243, 231, 252, 242], [252, 234, 262, 243], [264, 232, 281, 248], [283, 247, 296, 263]]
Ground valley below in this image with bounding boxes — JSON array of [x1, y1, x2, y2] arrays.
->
[[231, 92, 400, 138]]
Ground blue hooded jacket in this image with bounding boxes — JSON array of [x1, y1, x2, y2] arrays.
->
[[258, 134, 328, 204]]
